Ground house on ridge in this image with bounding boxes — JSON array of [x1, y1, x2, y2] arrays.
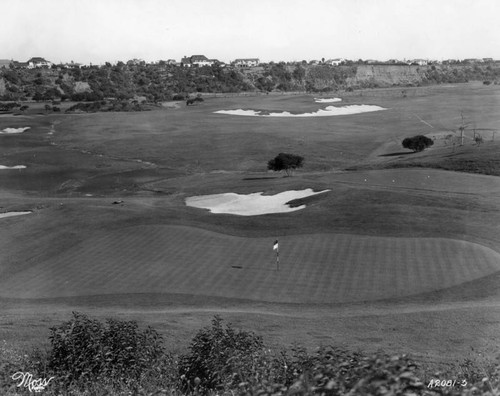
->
[[408, 59, 428, 66], [64, 61, 83, 69], [232, 58, 260, 68], [27, 57, 52, 68], [181, 55, 218, 67], [325, 58, 345, 66]]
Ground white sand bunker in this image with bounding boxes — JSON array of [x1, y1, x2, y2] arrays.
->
[[186, 188, 330, 216], [0, 211, 32, 219], [314, 98, 342, 103], [0, 127, 31, 134], [0, 165, 26, 169], [214, 105, 385, 117]]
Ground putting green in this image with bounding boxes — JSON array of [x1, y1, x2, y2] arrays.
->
[[1, 225, 499, 303]]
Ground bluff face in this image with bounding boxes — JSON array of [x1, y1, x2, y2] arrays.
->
[[348, 65, 424, 86], [0, 62, 498, 101]]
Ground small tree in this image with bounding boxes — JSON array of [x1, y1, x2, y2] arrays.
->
[[402, 135, 434, 152], [267, 152, 304, 176]]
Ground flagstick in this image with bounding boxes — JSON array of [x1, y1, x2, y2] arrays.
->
[[276, 247, 279, 271]]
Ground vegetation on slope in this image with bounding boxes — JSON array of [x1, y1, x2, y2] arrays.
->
[[1, 313, 499, 395], [2, 62, 500, 102], [375, 143, 500, 176]]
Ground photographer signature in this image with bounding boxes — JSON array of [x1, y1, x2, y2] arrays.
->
[[11, 372, 55, 393]]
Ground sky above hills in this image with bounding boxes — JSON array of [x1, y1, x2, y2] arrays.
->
[[2, 0, 499, 64]]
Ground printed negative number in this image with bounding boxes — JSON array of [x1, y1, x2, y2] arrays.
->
[[427, 379, 467, 388]]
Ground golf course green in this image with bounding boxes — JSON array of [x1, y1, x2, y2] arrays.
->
[[1, 82, 499, 365]]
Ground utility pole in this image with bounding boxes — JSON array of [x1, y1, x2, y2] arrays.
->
[[276, 248, 279, 271], [460, 111, 466, 146]]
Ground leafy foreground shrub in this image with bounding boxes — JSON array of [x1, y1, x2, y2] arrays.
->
[[3, 314, 500, 395], [178, 316, 500, 396], [179, 315, 271, 391], [44, 312, 174, 393], [402, 134, 434, 152]]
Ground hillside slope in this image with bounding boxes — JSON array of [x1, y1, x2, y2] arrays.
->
[[1, 62, 499, 102]]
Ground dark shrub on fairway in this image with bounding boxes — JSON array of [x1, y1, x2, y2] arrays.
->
[[47, 312, 164, 386], [179, 316, 265, 391], [268, 152, 304, 176], [402, 135, 434, 152]]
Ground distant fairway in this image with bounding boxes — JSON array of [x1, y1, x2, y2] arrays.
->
[[2, 225, 499, 303], [2, 86, 500, 363]]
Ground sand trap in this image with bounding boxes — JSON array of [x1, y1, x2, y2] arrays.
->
[[314, 98, 342, 103], [0, 165, 26, 169], [186, 188, 329, 216], [0, 127, 31, 134], [214, 105, 386, 117], [0, 211, 32, 219], [216, 109, 262, 116]]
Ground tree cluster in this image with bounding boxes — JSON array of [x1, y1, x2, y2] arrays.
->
[[267, 153, 304, 176], [2, 62, 500, 102], [402, 135, 434, 152]]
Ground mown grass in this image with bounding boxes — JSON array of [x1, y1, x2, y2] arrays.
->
[[2, 224, 499, 303], [1, 84, 500, 392]]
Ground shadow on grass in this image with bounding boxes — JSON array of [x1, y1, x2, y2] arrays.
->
[[243, 176, 280, 180], [379, 151, 414, 157]]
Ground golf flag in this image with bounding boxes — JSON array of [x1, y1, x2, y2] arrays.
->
[[273, 240, 279, 251]]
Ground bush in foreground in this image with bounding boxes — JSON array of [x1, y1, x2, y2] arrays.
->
[[45, 312, 170, 392], [179, 315, 269, 391], [2, 314, 500, 395]]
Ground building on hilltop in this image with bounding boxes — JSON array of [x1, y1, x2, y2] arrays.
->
[[325, 58, 345, 66], [232, 58, 260, 68], [181, 55, 218, 67], [407, 59, 428, 66], [61, 60, 84, 69], [27, 57, 52, 68], [463, 58, 484, 64]]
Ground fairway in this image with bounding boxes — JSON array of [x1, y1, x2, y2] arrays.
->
[[1, 84, 500, 364], [1, 225, 499, 303]]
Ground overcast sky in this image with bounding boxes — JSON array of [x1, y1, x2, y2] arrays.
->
[[2, 0, 499, 64]]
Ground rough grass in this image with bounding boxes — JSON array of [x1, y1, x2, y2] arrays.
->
[[1, 314, 500, 396]]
